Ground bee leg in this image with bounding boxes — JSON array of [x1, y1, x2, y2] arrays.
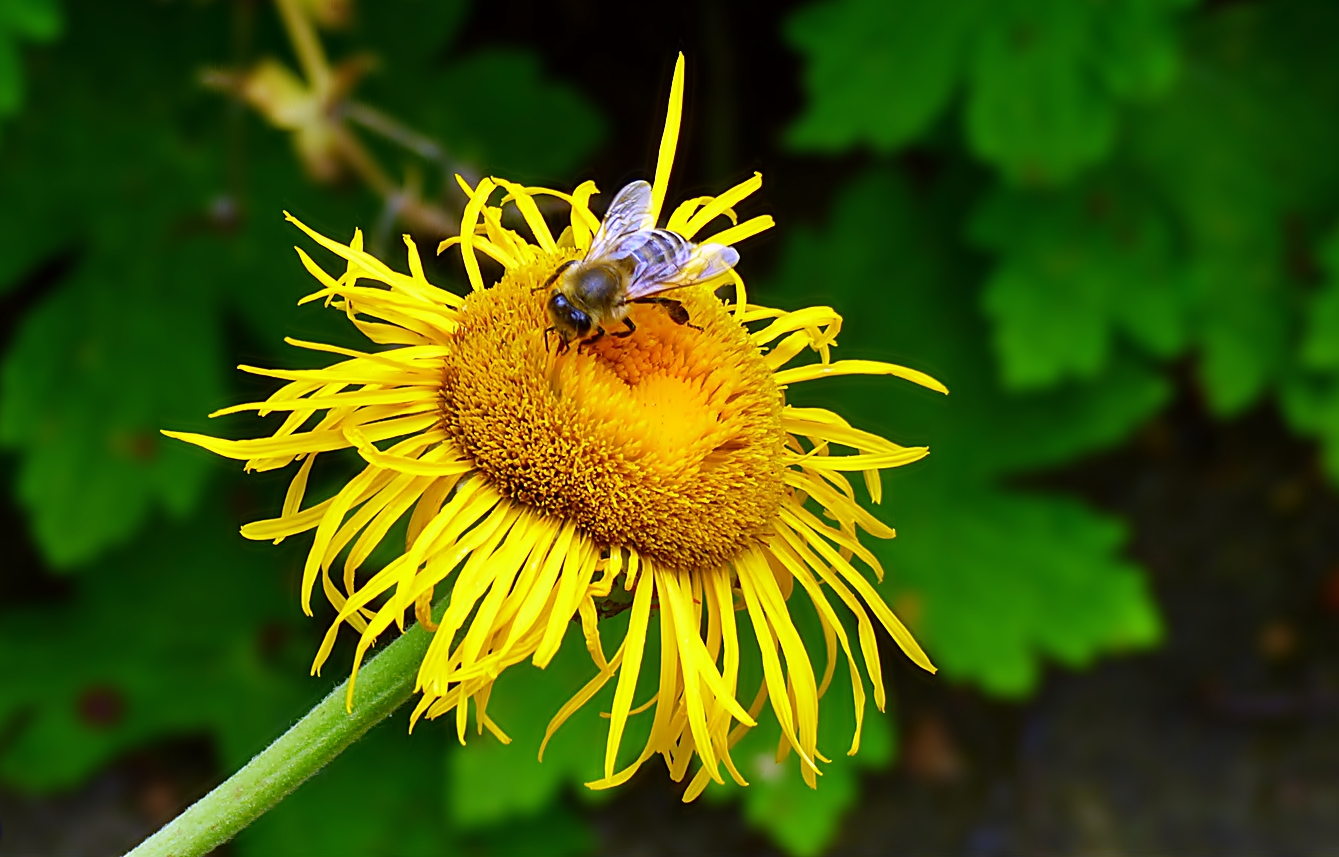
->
[[534, 259, 577, 293], [634, 297, 702, 331], [546, 327, 571, 355], [578, 326, 607, 353], [612, 317, 637, 338]]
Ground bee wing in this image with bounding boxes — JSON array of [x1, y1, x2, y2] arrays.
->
[[621, 236, 741, 301], [587, 180, 653, 258]]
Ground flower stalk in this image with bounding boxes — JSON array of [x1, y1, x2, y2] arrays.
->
[[123, 617, 433, 857]]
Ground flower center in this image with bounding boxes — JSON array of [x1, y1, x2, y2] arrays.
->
[[438, 253, 787, 573]]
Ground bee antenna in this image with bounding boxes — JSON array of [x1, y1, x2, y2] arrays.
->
[[535, 259, 577, 293]]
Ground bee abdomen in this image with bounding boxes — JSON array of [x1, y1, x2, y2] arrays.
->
[[627, 229, 688, 268]]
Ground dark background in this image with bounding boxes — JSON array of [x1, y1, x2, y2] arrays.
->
[[4, 0, 1339, 854]]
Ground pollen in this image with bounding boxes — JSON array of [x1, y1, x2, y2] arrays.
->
[[439, 253, 786, 573]]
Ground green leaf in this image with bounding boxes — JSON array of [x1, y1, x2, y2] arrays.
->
[[348, 0, 470, 66], [0, 2, 248, 567], [381, 47, 607, 184], [882, 485, 1161, 695], [0, 253, 227, 567], [0, 0, 62, 41], [0, 499, 310, 791], [1093, 0, 1187, 98], [784, 0, 976, 152], [466, 803, 594, 857], [785, 0, 1193, 182], [973, 178, 1188, 390], [0, 33, 18, 114], [965, 0, 1117, 184], [1300, 227, 1339, 371], [1190, 249, 1291, 414], [0, 0, 600, 567], [0, 0, 62, 137], [769, 165, 1170, 482], [1281, 374, 1339, 482], [1129, 0, 1339, 414]]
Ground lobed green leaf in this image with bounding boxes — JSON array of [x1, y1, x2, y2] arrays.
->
[[972, 178, 1188, 390], [785, 0, 1193, 182]]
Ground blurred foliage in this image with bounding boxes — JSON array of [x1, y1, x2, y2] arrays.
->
[[786, 0, 1191, 182], [0, 0, 60, 143], [4, 0, 1339, 856], [0, 501, 309, 790]]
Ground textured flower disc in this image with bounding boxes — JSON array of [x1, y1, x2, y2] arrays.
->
[[439, 253, 786, 573]]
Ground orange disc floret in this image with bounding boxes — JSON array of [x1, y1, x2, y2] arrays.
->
[[439, 254, 786, 573]]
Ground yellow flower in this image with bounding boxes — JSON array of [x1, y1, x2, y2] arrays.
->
[[166, 55, 945, 799]]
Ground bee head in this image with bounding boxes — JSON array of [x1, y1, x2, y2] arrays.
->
[[547, 292, 592, 340]]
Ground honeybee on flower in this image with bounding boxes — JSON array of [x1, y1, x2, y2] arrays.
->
[[541, 178, 739, 352]]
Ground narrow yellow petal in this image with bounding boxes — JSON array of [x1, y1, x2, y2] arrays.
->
[[402, 234, 465, 308], [665, 195, 717, 235], [345, 429, 475, 478], [790, 516, 935, 675], [768, 534, 867, 754], [682, 172, 762, 239], [604, 575, 655, 778], [648, 53, 685, 229], [774, 358, 949, 394], [750, 305, 842, 348], [783, 469, 896, 540], [783, 449, 929, 471], [737, 553, 818, 778], [452, 177, 496, 292], [496, 178, 558, 253], [661, 569, 723, 785], [564, 180, 601, 249], [280, 453, 317, 522], [534, 537, 598, 668], [725, 270, 748, 318], [707, 214, 774, 247], [748, 558, 822, 785]]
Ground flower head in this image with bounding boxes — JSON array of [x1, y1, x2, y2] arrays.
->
[[167, 55, 946, 798]]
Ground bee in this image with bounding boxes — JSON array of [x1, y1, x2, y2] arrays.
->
[[541, 179, 740, 353]]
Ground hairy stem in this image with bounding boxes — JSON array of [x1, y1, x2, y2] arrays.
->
[[123, 621, 430, 857]]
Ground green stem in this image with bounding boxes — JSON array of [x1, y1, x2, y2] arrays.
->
[[123, 621, 432, 857]]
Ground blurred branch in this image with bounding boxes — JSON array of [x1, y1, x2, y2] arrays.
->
[[204, 0, 467, 241], [274, 0, 332, 97], [343, 100, 446, 162]]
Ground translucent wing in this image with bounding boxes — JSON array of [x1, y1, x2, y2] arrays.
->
[[587, 180, 653, 258], [619, 233, 741, 301], [665, 243, 740, 286]]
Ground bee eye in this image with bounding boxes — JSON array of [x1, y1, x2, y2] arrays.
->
[[547, 292, 591, 336]]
